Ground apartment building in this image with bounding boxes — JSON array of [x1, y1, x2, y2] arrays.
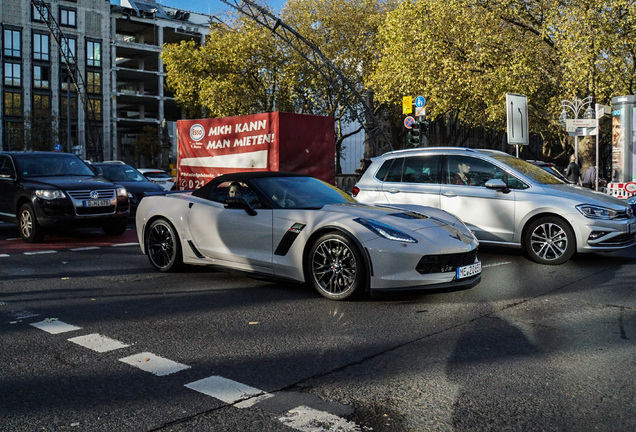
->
[[0, 0, 212, 166]]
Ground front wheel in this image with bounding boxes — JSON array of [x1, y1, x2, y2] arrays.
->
[[146, 218, 183, 272], [19, 203, 45, 243], [307, 232, 365, 300], [524, 216, 576, 265]]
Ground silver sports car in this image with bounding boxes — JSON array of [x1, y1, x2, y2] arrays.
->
[[135, 172, 481, 300]]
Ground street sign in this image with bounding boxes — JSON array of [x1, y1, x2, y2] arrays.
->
[[54, 143, 62, 152], [506, 93, 528, 145], [415, 105, 426, 118], [569, 128, 598, 137], [415, 96, 426, 108], [404, 116, 415, 129], [402, 96, 413, 115], [565, 119, 597, 131]]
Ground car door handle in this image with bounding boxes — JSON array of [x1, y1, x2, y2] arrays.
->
[[386, 188, 400, 194], [443, 191, 457, 197]]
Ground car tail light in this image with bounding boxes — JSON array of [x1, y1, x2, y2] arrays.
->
[[352, 186, 360, 197]]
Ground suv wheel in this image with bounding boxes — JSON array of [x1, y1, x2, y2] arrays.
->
[[19, 203, 45, 243], [524, 216, 575, 265]]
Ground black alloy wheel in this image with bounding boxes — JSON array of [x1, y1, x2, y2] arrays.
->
[[147, 218, 183, 272]]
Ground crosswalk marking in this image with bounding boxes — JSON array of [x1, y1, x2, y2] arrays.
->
[[279, 406, 360, 432], [119, 352, 190, 376], [185, 376, 273, 407], [68, 333, 130, 352], [31, 320, 82, 334]]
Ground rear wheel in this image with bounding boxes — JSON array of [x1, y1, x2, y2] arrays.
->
[[146, 218, 183, 272], [307, 232, 365, 300], [19, 203, 45, 243], [524, 216, 576, 265]]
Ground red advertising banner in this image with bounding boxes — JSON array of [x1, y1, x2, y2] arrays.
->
[[177, 112, 335, 190]]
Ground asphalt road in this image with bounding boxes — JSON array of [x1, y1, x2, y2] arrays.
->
[[1, 222, 635, 431]]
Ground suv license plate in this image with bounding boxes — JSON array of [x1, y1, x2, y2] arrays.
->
[[457, 262, 481, 279], [84, 199, 110, 207]]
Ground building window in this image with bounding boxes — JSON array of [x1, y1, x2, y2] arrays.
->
[[32, 3, 50, 22], [87, 71, 101, 94], [60, 37, 76, 63], [4, 63, 22, 87], [33, 33, 50, 61], [87, 40, 101, 67], [88, 98, 102, 120], [33, 94, 51, 113], [34, 65, 50, 89], [60, 68, 77, 92], [4, 91, 22, 116], [60, 8, 76, 27], [60, 96, 78, 119], [3, 29, 21, 58]]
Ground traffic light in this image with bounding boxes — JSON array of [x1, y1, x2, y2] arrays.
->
[[408, 120, 421, 146]]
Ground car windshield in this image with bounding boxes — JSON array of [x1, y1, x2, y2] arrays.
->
[[14, 153, 95, 177], [489, 153, 565, 185], [99, 165, 147, 182], [252, 176, 355, 209]]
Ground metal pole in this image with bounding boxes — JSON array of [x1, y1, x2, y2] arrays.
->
[[67, 75, 71, 152], [595, 103, 599, 191], [574, 136, 579, 165]]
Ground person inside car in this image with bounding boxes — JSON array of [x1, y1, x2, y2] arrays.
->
[[450, 161, 474, 186], [228, 182, 243, 198]]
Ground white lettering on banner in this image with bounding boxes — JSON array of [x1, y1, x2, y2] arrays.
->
[[206, 139, 231, 150], [235, 120, 267, 133], [207, 125, 233, 136], [233, 134, 275, 147], [180, 150, 269, 169]]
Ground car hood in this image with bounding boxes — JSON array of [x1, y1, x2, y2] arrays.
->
[[115, 181, 164, 194], [23, 176, 115, 190], [540, 184, 630, 209]]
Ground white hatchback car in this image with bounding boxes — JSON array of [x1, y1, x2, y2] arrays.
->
[[138, 168, 176, 191], [353, 147, 636, 265]]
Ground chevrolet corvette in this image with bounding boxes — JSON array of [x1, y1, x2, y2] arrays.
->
[[135, 172, 481, 300]]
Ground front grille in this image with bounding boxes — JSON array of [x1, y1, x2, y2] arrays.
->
[[67, 189, 116, 200], [596, 233, 636, 247], [416, 249, 478, 274]]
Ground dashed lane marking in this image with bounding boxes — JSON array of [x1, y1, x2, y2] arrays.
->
[[482, 261, 512, 268], [68, 333, 130, 353], [0, 254, 8, 258], [23, 250, 57, 255], [111, 242, 139, 247], [185, 376, 274, 407], [279, 406, 361, 432], [70, 246, 101, 251], [31, 320, 82, 334], [119, 352, 190, 376]]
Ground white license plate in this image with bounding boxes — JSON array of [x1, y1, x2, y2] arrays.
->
[[629, 223, 636, 234], [84, 199, 110, 207], [457, 262, 481, 279]]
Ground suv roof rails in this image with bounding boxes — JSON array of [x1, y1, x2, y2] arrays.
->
[[384, 147, 478, 155]]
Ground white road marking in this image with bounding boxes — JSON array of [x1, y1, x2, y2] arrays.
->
[[482, 261, 512, 268], [23, 250, 57, 255], [70, 246, 100, 251], [185, 376, 273, 407], [0, 254, 8, 258], [68, 333, 130, 353], [119, 352, 190, 376], [111, 243, 138, 247], [279, 406, 360, 432], [31, 320, 82, 334], [8, 309, 40, 319]]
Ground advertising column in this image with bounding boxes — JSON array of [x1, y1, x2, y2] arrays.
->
[[609, 96, 636, 198]]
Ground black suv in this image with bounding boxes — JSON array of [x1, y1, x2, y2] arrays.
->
[[0, 152, 130, 243]]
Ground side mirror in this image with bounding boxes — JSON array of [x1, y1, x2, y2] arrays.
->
[[0, 167, 13, 179], [224, 196, 258, 216], [485, 178, 510, 194]]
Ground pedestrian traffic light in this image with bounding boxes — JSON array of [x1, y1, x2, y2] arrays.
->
[[408, 120, 420, 146]]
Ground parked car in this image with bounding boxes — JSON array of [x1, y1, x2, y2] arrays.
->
[[353, 147, 636, 265], [93, 162, 164, 216], [137, 168, 176, 191], [526, 160, 572, 184], [0, 152, 129, 243], [135, 172, 481, 300]]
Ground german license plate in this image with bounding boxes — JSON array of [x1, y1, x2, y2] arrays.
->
[[457, 262, 481, 279], [84, 199, 110, 207]]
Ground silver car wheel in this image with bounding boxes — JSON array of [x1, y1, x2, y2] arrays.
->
[[311, 237, 358, 297], [147, 219, 182, 271], [19, 203, 45, 243], [20, 209, 33, 239], [530, 222, 568, 261]]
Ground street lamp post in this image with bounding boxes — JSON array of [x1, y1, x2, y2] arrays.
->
[[558, 96, 594, 165]]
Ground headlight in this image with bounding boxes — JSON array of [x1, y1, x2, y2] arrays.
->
[[627, 196, 636, 205], [354, 218, 418, 243], [116, 186, 128, 197], [576, 204, 618, 219], [35, 189, 66, 200]]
